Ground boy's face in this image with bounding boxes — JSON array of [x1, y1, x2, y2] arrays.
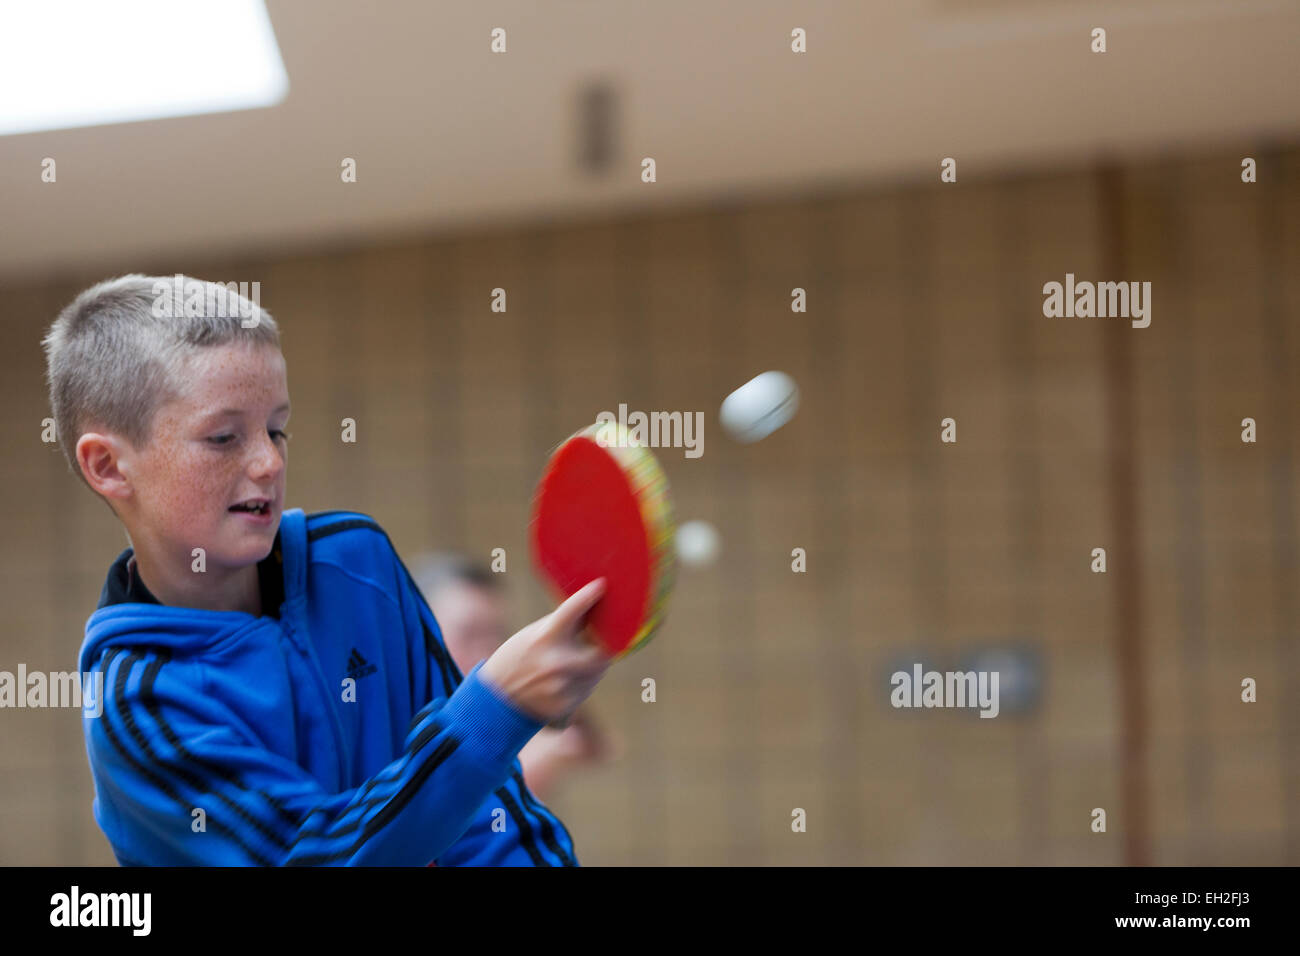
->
[[117, 341, 290, 571]]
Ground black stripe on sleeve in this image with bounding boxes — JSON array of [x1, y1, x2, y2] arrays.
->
[[285, 733, 462, 866], [139, 653, 301, 833], [510, 769, 578, 867], [286, 714, 449, 848], [99, 648, 276, 866], [143, 649, 446, 855], [493, 783, 549, 866], [391, 537, 462, 693], [418, 614, 459, 698], [115, 650, 291, 857], [305, 515, 383, 543]]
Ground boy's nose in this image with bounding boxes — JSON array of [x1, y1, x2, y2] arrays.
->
[[248, 432, 286, 478]]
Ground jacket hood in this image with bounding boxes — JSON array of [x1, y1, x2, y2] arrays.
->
[[78, 508, 307, 673]]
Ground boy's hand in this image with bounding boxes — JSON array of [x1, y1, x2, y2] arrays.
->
[[478, 579, 612, 725]]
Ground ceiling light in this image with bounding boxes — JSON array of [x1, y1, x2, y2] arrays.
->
[[0, 0, 288, 137]]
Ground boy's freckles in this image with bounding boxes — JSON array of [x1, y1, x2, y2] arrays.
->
[[126, 343, 290, 570]]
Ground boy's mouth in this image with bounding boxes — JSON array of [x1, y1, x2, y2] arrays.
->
[[229, 498, 272, 515]]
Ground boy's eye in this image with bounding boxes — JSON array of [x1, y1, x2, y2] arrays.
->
[[208, 430, 289, 446]]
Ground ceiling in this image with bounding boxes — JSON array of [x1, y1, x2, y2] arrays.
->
[[2, 0, 1298, 282]]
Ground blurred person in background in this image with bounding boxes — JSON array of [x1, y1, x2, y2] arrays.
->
[[412, 552, 621, 800]]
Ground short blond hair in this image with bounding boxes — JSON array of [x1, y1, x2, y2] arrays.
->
[[42, 274, 282, 487]]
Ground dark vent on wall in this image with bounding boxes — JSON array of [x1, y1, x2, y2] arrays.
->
[[575, 79, 618, 177]]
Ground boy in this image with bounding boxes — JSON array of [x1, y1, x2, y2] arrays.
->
[[44, 274, 611, 866]]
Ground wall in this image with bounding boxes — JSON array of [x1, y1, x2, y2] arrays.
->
[[1, 146, 1295, 864]]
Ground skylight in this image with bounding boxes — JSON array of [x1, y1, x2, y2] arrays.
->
[[0, 0, 288, 136]]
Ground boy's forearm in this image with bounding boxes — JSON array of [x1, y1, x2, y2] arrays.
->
[[332, 662, 544, 865], [436, 662, 545, 779]]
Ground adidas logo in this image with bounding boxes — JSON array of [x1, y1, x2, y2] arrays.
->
[[346, 648, 378, 680]]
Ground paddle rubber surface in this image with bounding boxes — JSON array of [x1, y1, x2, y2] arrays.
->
[[530, 422, 676, 657]]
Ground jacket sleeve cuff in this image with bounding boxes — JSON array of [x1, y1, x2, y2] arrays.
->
[[439, 662, 544, 769]]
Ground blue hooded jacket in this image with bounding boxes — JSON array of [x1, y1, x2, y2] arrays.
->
[[78, 507, 579, 866]]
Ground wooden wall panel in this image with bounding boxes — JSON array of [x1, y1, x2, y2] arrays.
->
[[0, 146, 1294, 865]]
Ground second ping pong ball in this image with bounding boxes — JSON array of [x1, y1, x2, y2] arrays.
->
[[719, 371, 799, 443], [676, 520, 721, 567]]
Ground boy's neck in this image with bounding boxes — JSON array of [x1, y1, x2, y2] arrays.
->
[[129, 550, 263, 616]]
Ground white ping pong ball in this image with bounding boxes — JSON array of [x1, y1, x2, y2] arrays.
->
[[719, 371, 799, 443], [675, 520, 720, 567]]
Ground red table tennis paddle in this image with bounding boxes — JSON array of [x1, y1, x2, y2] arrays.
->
[[530, 421, 676, 658]]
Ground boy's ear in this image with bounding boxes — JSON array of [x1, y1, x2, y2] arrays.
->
[[77, 432, 132, 501]]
